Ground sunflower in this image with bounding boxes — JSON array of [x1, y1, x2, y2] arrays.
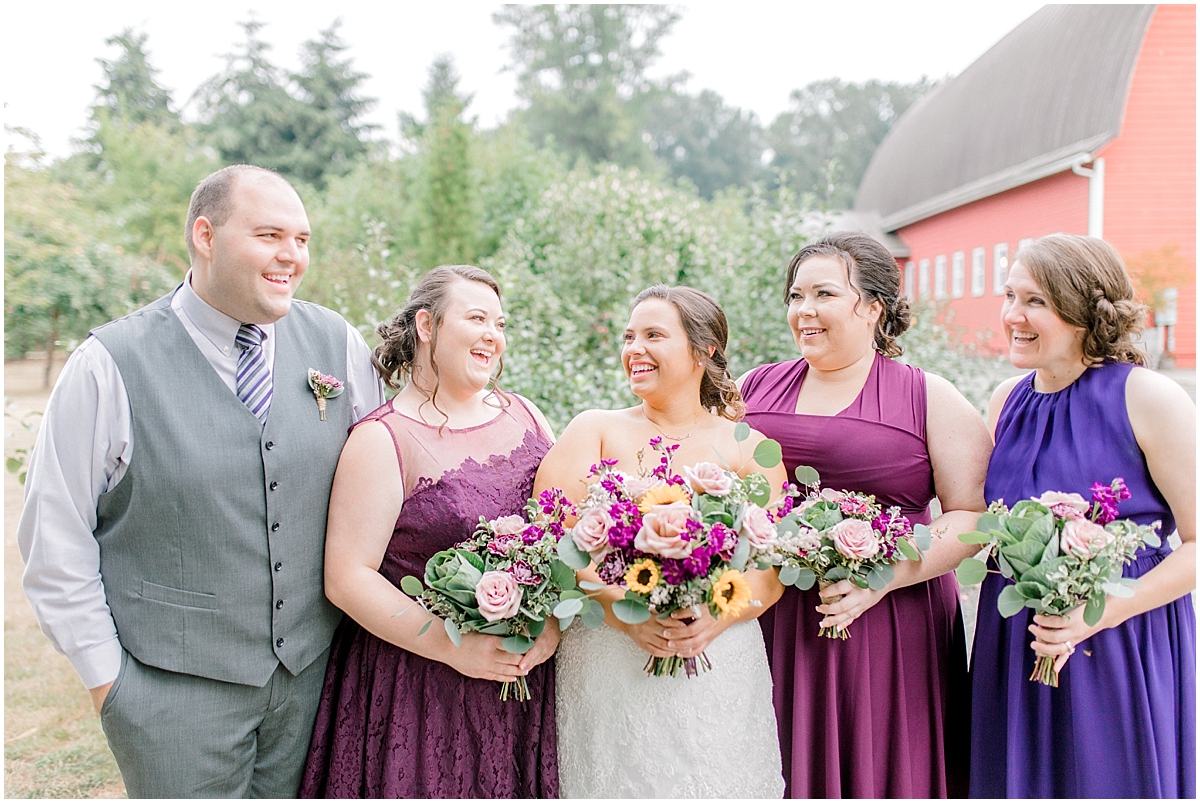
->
[[637, 483, 691, 513], [625, 559, 661, 594], [711, 569, 752, 618]]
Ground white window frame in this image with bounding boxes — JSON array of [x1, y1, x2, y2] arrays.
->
[[993, 242, 1008, 295], [918, 258, 931, 299], [934, 255, 947, 300], [904, 261, 915, 299], [971, 247, 986, 297], [951, 251, 965, 298]]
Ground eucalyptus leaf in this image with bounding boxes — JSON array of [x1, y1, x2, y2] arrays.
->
[[731, 534, 751, 570], [612, 598, 651, 624], [866, 563, 894, 591], [502, 635, 535, 654], [795, 567, 817, 590], [913, 523, 932, 552], [793, 465, 820, 487], [581, 599, 607, 629], [578, 580, 607, 591], [996, 584, 1027, 617], [444, 618, 462, 647], [1014, 580, 1049, 599], [824, 565, 850, 583], [527, 618, 546, 638], [1144, 528, 1162, 548], [1101, 581, 1135, 598], [896, 538, 920, 561], [778, 563, 801, 586], [554, 597, 585, 618], [958, 530, 993, 545], [550, 559, 578, 589], [976, 512, 1002, 535], [417, 620, 432, 636], [1084, 594, 1106, 626], [753, 438, 783, 469], [558, 589, 585, 600], [557, 534, 591, 570], [400, 575, 425, 596], [558, 614, 576, 631], [955, 558, 988, 586], [734, 421, 751, 442]]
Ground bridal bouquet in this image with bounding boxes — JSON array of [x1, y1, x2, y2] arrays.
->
[[955, 478, 1161, 686], [399, 490, 580, 701], [556, 430, 785, 678], [764, 466, 930, 639]]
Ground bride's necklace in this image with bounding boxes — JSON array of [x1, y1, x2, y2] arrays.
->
[[640, 405, 710, 441]]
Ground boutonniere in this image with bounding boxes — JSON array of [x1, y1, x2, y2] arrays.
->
[[308, 369, 345, 421]]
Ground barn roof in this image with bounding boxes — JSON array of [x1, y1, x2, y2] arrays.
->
[[855, 4, 1156, 231]]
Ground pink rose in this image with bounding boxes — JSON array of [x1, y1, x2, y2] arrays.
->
[[1060, 518, 1114, 559], [739, 503, 778, 549], [491, 515, 528, 536], [830, 518, 880, 560], [683, 462, 734, 497], [475, 571, 523, 622], [634, 501, 696, 559], [1035, 491, 1090, 520], [624, 475, 661, 502], [572, 507, 614, 559]]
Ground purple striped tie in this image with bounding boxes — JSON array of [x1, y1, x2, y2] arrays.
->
[[235, 324, 272, 423]]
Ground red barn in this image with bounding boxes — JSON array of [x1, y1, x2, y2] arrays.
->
[[856, 4, 1195, 367]]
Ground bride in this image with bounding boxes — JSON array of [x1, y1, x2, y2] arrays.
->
[[533, 284, 786, 798]]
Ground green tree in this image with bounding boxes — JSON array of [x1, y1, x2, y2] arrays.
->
[[407, 56, 478, 270], [643, 88, 769, 198], [767, 77, 933, 207], [495, 4, 681, 168], [89, 28, 178, 129], [5, 141, 175, 385]]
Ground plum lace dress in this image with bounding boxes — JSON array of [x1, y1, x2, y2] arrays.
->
[[554, 459, 785, 798], [300, 396, 557, 798]]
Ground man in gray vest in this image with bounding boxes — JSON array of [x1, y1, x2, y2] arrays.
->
[[17, 164, 385, 797]]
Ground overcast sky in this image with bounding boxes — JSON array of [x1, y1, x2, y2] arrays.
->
[[4, 1, 1046, 159]]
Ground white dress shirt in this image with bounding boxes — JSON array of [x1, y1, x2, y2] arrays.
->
[[17, 279, 386, 689]]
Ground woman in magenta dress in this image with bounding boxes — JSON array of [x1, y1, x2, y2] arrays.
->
[[300, 266, 559, 798], [739, 232, 993, 798], [970, 235, 1195, 798]]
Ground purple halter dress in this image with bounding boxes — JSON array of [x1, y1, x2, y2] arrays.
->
[[299, 397, 558, 798], [970, 362, 1196, 798], [742, 353, 971, 798]]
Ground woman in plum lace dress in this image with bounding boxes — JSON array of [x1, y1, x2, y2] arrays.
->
[[300, 266, 559, 798]]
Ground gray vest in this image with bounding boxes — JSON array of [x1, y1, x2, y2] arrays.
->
[[92, 294, 352, 686]]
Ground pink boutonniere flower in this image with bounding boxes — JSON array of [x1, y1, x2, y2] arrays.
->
[[307, 368, 344, 421]]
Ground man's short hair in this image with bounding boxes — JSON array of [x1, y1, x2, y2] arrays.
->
[[184, 165, 294, 261]]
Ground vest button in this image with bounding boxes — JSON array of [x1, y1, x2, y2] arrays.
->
[[275, 599, 284, 610], [274, 562, 283, 571], [271, 522, 280, 532], [276, 638, 285, 648], [269, 481, 279, 490], [265, 441, 275, 450]]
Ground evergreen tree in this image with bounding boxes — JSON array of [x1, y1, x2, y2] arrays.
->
[[90, 28, 178, 129], [494, 4, 681, 168]]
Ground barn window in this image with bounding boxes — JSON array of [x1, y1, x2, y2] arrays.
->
[[918, 258, 931, 299], [935, 255, 947, 299], [971, 247, 986, 297], [993, 242, 1008, 295], [951, 251, 965, 298]]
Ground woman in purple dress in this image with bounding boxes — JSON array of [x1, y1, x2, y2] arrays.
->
[[300, 266, 560, 798], [739, 232, 993, 798], [970, 235, 1195, 798]]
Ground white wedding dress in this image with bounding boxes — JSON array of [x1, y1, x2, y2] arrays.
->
[[555, 617, 785, 798]]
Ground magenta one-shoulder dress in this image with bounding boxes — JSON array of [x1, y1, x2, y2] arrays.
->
[[742, 353, 970, 798]]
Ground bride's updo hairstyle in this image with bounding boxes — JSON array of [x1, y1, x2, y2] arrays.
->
[[631, 284, 745, 421], [1015, 234, 1148, 366], [373, 264, 508, 402], [784, 231, 911, 358]]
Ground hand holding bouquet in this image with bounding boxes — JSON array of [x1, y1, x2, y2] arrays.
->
[[954, 478, 1161, 686], [398, 490, 579, 701], [764, 466, 930, 639], [556, 426, 786, 677]]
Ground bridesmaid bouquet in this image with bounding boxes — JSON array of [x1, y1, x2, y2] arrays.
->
[[765, 466, 930, 639], [399, 489, 581, 701], [556, 426, 785, 678], [954, 478, 1162, 686]]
